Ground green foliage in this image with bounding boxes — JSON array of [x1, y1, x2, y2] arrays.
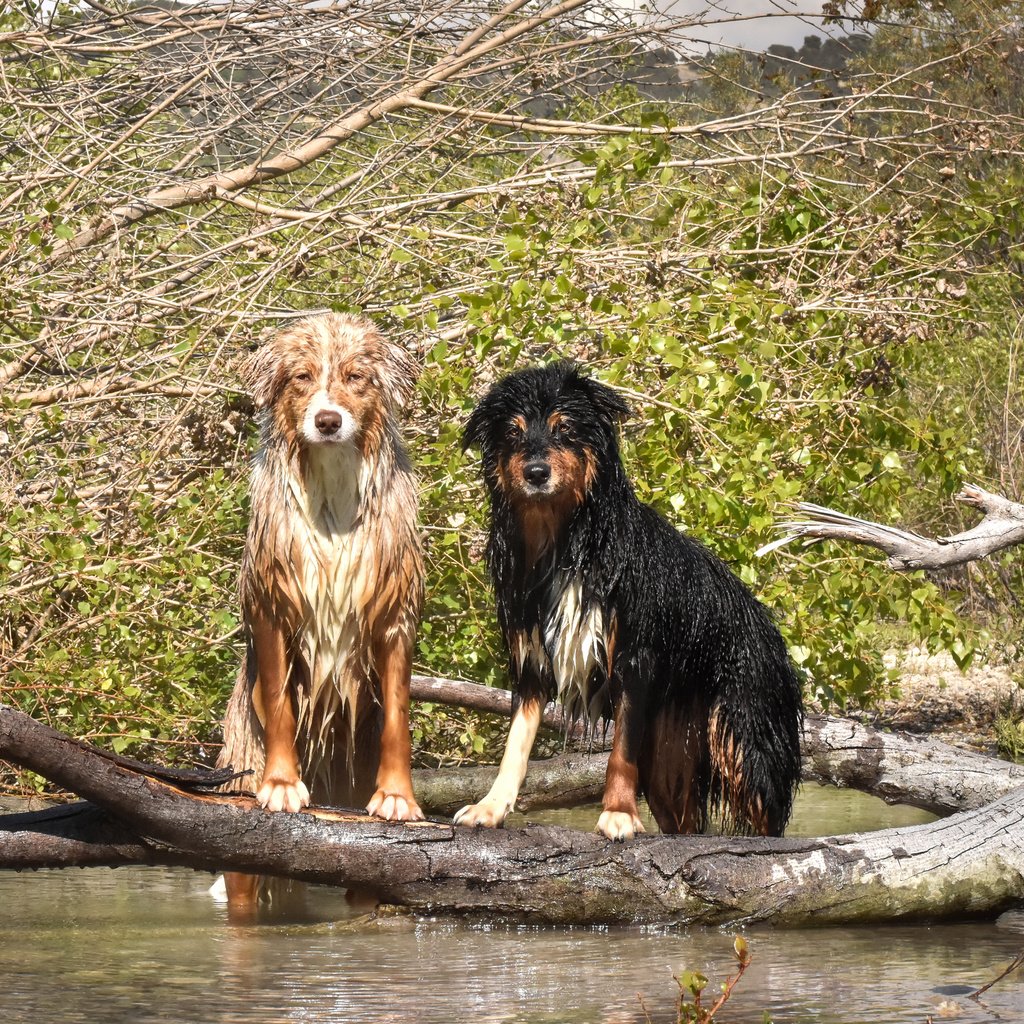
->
[[2, 1, 1022, 787], [1, 463, 246, 769], [995, 688, 1024, 764]]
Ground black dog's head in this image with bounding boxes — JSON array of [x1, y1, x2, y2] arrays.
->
[[464, 362, 629, 510]]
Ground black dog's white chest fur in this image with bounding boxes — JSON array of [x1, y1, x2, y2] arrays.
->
[[512, 573, 609, 722]]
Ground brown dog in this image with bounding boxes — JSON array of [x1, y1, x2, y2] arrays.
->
[[217, 313, 423, 909]]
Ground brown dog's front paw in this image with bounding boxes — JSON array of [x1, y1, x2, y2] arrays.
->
[[367, 789, 424, 822], [257, 776, 310, 813]]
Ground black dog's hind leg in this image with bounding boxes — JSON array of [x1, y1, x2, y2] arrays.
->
[[638, 697, 712, 835]]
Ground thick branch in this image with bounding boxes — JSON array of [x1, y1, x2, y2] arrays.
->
[[768, 484, 1024, 570], [4, 704, 1024, 926], [411, 674, 599, 738]]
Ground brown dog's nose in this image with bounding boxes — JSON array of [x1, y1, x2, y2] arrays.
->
[[315, 409, 343, 436], [523, 461, 551, 486]]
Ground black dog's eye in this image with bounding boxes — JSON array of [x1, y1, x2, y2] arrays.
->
[[506, 420, 525, 440], [551, 420, 572, 441]]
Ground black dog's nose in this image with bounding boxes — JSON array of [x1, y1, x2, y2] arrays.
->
[[315, 409, 343, 435], [523, 461, 551, 486]]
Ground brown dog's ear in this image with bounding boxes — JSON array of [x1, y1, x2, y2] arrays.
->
[[379, 339, 419, 411], [241, 338, 282, 410]]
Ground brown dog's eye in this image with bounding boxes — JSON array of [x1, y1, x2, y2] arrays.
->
[[294, 371, 313, 383], [347, 371, 366, 385]]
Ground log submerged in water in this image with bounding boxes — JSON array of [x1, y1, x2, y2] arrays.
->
[[3, 701, 1024, 926]]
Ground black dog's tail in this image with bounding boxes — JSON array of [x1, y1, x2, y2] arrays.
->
[[639, 607, 803, 837]]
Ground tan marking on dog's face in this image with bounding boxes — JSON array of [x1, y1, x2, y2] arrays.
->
[[495, 444, 592, 506], [489, 410, 599, 564]]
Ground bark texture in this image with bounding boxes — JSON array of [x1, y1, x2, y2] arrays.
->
[[4, 702, 1024, 926]]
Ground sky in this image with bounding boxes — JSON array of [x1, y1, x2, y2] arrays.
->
[[620, 1, 855, 54], [35, 1, 857, 56]]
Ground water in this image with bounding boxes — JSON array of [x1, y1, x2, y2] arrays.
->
[[2, 785, 1022, 1024]]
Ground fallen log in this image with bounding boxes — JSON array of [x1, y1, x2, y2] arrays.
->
[[3, 702, 1024, 926], [800, 714, 1024, 813]]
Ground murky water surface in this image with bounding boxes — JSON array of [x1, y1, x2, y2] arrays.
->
[[2, 784, 1023, 1023]]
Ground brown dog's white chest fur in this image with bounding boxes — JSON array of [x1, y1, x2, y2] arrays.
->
[[256, 445, 373, 744]]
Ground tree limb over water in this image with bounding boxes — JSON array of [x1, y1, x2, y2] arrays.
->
[[4, 699, 1024, 927]]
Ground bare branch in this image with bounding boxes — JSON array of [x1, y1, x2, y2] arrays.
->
[[766, 485, 1024, 570], [47, 0, 595, 261]]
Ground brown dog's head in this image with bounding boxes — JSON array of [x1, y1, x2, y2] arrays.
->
[[244, 313, 417, 452]]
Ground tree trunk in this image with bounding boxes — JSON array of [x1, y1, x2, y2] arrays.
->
[[3, 702, 1024, 926]]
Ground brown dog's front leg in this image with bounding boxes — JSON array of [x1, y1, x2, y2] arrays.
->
[[365, 633, 423, 822], [250, 610, 308, 813], [222, 871, 260, 922]]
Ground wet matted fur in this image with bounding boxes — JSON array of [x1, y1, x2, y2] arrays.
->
[[457, 362, 803, 841], [216, 313, 423, 902]]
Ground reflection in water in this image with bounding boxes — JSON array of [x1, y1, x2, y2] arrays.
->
[[2, 785, 1022, 1023], [506, 781, 938, 837]]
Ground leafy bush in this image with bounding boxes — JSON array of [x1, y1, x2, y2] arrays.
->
[[2, 2, 1022, 789]]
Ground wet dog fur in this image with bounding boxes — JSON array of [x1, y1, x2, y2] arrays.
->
[[216, 312, 423, 907], [457, 362, 803, 841]]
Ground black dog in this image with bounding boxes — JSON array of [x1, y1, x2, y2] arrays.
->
[[456, 362, 803, 840]]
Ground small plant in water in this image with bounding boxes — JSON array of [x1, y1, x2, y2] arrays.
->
[[639, 936, 771, 1024]]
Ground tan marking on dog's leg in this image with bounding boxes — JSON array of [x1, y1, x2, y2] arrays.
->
[[251, 610, 309, 814], [454, 697, 543, 828], [366, 632, 423, 822], [597, 700, 645, 842]]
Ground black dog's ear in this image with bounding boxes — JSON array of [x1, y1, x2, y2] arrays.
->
[[575, 373, 631, 426], [463, 400, 489, 452]]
